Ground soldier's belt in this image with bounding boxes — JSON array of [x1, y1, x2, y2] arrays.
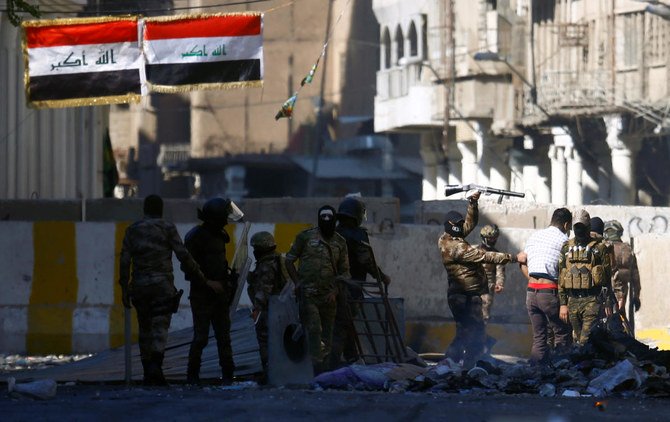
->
[[566, 287, 600, 298]]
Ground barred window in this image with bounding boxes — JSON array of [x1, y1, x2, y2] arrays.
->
[[645, 13, 666, 66]]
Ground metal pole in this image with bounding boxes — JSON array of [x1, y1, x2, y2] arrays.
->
[[306, 0, 334, 197], [441, 0, 454, 167], [124, 307, 132, 385]]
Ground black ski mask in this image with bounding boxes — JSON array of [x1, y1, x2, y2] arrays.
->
[[573, 223, 590, 242], [318, 205, 337, 238], [444, 210, 465, 238]]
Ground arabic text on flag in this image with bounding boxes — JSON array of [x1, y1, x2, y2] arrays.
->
[[22, 16, 145, 108], [143, 13, 263, 93]]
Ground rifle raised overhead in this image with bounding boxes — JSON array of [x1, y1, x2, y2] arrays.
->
[[445, 184, 525, 202]]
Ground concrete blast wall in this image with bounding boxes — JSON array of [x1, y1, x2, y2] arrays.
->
[[0, 198, 668, 356]]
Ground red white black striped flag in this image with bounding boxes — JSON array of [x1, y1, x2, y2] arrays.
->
[[143, 13, 263, 93], [22, 16, 145, 108]]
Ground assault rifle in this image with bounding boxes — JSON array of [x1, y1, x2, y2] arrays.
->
[[445, 184, 525, 203]]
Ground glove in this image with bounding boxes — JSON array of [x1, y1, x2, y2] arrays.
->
[[122, 288, 132, 309], [466, 190, 481, 202], [633, 298, 641, 312]]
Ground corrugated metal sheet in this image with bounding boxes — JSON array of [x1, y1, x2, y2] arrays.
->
[[0, 10, 106, 200], [11, 309, 263, 383]]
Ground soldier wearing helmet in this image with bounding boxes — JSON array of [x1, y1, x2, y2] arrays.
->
[[604, 220, 641, 328], [477, 224, 506, 325], [247, 231, 289, 378], [329, 196, 391, 369], [183, 197, 237, 385]]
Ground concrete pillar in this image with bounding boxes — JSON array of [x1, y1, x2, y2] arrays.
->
[[446, 135, 462, 186], [604, 115, 638, 205], [472, 120, 491, 186], [547, 144, 566, 205], [508, 149, 525, 193], [457, 141, 478, 185], [419, 132, 439, 200], [565, 146, 583, 206]]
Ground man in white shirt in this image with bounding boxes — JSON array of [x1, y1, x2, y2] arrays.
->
[[520, 208, 574, 365]]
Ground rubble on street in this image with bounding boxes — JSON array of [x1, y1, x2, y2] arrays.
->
[[313, 324, 670, 399]]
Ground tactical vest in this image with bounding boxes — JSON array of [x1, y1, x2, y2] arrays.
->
[[560, 239, 606, 289], [612, 241, 633, 283]]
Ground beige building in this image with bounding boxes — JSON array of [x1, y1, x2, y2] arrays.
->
[[110, 0, 382, 197], [373, 0, 670, 207]]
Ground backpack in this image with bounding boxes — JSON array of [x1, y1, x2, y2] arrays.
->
[[560, 238, 607, 289]]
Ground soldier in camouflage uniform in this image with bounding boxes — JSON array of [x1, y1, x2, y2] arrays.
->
[[184, 197, 238, 385], [477, 224, 505, 324], [329, 196, 391, 368], [248, 231, 289, 376], [558, 210, 613, 346], [119, 195, 210, 386], [286, 205, 351, 373], [604, 220, 641, 329], [439, 192, 523, 367]]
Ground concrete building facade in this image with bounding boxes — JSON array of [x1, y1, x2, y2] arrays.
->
[[109, 0, 387, 199], [372, 0, 670, 207]]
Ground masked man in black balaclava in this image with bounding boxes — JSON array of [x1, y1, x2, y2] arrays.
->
[[286, 205, 351, 374], [438, 191, 525, 367]]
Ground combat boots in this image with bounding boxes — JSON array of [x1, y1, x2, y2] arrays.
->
[[220, 365, 234, 386], [186, 357, 201, 385], [145, 352, 168, 386]]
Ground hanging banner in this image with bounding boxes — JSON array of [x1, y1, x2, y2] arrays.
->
[[22, 16, 145, 108], [143, 12, 263, 93]]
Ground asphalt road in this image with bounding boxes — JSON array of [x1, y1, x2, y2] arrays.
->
[[2, 384, 669, 422]]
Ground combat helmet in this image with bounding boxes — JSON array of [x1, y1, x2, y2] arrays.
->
[[480, 224, 499, 247], [198, 197, 232, 224], [250, 231, 276, 251], [604, 220, 624, 241], [480, 224, 500, 240], [337, 196, 367, 226]]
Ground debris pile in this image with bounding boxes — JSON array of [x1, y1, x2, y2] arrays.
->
[[0, 354, 92, 373], [313, 324, 670, 398]]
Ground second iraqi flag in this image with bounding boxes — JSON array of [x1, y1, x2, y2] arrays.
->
[[143, 12, 263, 92]]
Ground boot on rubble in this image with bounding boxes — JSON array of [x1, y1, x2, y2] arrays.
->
[[186, 357, 201, 385], [220, 365, 234, 386], [141, 358, 153, 386], [148, 352, 168, 386]]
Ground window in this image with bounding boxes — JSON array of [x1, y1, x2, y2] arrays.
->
[[394, 25, 404, 65], [382, 27, 391, 69], [409, 21, 418, 57]]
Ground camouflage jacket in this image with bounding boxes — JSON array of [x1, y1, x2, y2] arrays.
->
[[119, 217, 206, 288], [476, 243, 505, 292], [184, 223, 232, 299], [438, 202, 516, 296], [610, 240, 641, 301], [247, 252, 288, 310], [286, 227, 351, 297]]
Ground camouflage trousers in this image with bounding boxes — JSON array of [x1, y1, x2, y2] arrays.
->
[[567, 295, 602, 346], [329, 283, 361, 368], [481, 285, 496, 324], [254, 309, 269, 370], [300, 294, 337, 366], [445, 293, 485, 367], [130, 279, 176, 361]]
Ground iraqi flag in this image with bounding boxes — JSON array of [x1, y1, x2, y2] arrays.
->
[[22, 16, 145, 108], [143, 13, 263, 93]]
